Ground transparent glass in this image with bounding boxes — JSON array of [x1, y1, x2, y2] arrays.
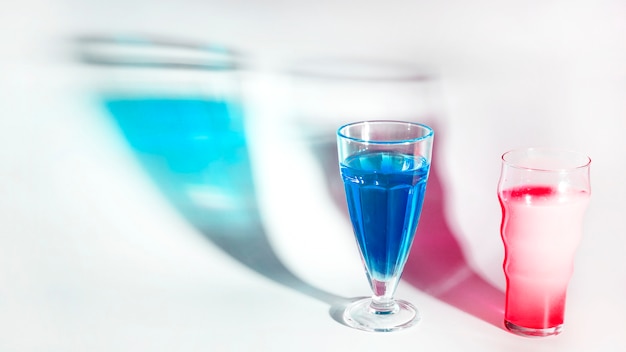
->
[[497, 147, 591, 337], [336, 120, 434, 332]]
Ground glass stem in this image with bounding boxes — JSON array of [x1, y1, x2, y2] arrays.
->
[[369, 278, 399, 314]]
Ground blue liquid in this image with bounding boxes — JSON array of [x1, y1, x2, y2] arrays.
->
[[341, 151, 429, 281]]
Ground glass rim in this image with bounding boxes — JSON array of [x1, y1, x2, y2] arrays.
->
[[337, 120, 434, 145], [501, 147, 591, 172]]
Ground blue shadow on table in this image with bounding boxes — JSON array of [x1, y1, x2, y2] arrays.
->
[[309, 121, 506, 330], [103, 96, 348, 306], [78, 34, 349, 318]]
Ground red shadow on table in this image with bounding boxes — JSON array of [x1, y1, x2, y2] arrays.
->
[[310, 121, 505, 330], [401, 140, 505, 329]]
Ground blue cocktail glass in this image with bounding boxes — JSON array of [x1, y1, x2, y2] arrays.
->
[[337, 120, 434, 332]]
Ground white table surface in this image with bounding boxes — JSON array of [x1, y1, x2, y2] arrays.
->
[[2, 1, 625, 351]]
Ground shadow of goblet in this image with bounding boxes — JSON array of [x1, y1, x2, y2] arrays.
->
[[100, 95, 351, 314], [77, 34, 354, 315]]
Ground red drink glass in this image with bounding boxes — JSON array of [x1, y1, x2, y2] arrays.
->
[[498, 148, 591, 337]]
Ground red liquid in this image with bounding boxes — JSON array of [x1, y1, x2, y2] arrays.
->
[[504, 278, 567, 329], [499, 185, 589, 333]]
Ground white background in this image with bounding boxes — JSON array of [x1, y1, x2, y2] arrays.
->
[[1, 0, 625, 351]]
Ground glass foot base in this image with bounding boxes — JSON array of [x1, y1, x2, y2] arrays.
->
[[505, 320, 563, 337], [343, 298, 420, 332]]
